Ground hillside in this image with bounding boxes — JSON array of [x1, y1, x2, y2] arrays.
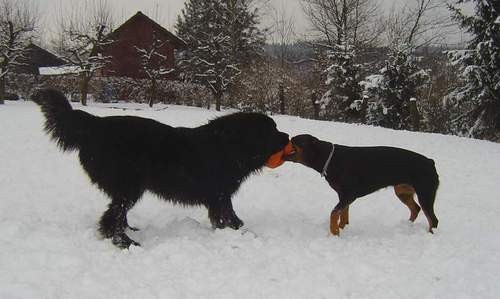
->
[[1, 101, 500, 299]]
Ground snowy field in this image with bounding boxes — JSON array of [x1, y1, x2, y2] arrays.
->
[[1, 100, 500, 299]]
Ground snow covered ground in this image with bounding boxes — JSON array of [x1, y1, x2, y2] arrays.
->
[[1, 100, 500, 299]]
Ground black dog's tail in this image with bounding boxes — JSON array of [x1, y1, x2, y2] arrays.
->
[[32, 89, 91, 152]]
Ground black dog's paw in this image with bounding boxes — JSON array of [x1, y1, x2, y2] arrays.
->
[[210, 214, 244, 230], [111, 233, 141, 249], [227, 215, 244, 230]]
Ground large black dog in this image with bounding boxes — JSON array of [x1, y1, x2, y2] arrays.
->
[[284, 134, 439, 236], [33, 89, 289, 248]]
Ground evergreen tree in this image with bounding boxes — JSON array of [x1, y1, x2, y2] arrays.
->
[[175, 0, 264, 111], [318, 42, 364, 122], [446, 0, 500, 140], [362, 44, 429, 130]]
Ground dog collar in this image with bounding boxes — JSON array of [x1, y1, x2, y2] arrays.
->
[[321, 144, 335, 178]]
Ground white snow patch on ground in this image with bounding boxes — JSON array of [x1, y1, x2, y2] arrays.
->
[[1, 100, 500, 299]]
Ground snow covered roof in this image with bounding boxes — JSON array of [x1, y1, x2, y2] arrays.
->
[[12, 43, 66, 75], [39, 66, 81, 76]]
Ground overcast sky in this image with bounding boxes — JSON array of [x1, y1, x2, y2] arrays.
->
[[38, 0, 310, 34], [36, 0, 465, 45]]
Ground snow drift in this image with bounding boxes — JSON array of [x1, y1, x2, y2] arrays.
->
[[1, 101, 499, 299]]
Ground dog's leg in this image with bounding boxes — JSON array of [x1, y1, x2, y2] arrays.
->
[[330, 210, 341, 235], [331, 196, 354, 236], [394, 184, 421, 222], [207, 196, 244, 230], [415, 184, 439, 234], [339, 206, 350, 229], [400, 194, 421, 222], [99, 196, 141, 249]]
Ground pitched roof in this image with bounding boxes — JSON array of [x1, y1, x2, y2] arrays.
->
[[109, 11, 186, 49], [14, 43, 66, 75]]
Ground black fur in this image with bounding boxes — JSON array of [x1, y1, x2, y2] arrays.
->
[[33, 89, 289, 248], [284, 134, 439, 232]]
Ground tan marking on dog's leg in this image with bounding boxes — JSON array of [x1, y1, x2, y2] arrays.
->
[[394, 184, 421, 222], [339, 206, 349, 229], [330, 210, 341, 235], [400, 194, 421, 222]]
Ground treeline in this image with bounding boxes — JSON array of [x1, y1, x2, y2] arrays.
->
[[1, 0, 499, 142]]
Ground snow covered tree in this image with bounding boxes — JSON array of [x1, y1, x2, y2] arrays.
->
[[135, 31, 174, 108], [53, 0, 114, 106], [360, 0, 442, 130], [318, 41, 364, 122], [446, 0, 500, 140], [302, 0, 383, 122], [0, 0, 38, 104], [175, 0, 265, 111], [361, 44, 429, 130]]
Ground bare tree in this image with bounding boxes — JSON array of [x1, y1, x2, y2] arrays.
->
[[135, 31, 174, 108], [53, 0, 114, 106], [270, 2, 296, 114], [0, 0, 38, 104], [384, 0, 452, 49], [301, 0, 383, 48]]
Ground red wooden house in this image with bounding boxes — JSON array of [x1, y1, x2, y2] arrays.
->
[[100, 11, 186, 79]]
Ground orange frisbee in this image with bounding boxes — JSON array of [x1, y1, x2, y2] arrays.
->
[[266, 141, 294, 168]]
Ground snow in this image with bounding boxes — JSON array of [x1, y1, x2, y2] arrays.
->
[[39, 66, 81, 76], [360, 74, 383, 90], [1, 100, 500, 298]]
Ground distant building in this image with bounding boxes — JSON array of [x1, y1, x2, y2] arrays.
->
[[14, 43, 65, 75], [100, 11, 186, 79]]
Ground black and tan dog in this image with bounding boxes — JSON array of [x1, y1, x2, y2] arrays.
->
[[284, 134, 439, 235]]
